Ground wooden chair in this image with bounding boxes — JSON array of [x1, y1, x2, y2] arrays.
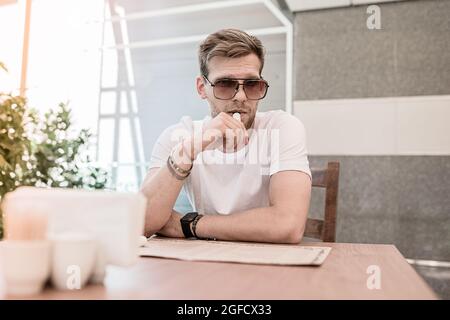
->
[[304, 162, 340, 242]]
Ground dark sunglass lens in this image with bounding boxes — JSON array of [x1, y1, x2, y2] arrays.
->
[[244, 80, 267, 99], [214, 79, 237, 88], [214, 80, 238, 99]]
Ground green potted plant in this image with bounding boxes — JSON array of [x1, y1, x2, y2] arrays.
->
[[0, 62, 109, 239]]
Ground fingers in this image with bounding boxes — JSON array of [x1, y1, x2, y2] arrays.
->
[[201, 112, 249, 152], [219, 113, 249, 145], [217, 113, 248, 151], [220, 112, 246, 130]]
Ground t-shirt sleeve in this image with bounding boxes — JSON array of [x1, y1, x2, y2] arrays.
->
[[269, 113, 312, 178], [148, 122, 190, 170]]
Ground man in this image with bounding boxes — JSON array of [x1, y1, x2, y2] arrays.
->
[[141, 29, 311, 244]]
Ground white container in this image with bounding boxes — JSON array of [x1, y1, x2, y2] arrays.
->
[[0, 240, 51, 296], [2, 187, 147, 268], [50, 233, 97, 290]]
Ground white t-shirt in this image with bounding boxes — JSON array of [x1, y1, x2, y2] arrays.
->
[[149, 110, 311, 215]]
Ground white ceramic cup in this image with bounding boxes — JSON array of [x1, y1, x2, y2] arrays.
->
[[50, 233, 97, 290], [0, 240, 51, 296]]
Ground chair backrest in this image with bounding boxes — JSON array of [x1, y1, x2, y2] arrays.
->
[[304, 162, 340, 242]]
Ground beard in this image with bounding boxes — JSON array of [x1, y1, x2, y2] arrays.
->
[[210, 102, 257, 130]]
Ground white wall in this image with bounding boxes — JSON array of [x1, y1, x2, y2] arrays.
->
[[0, 1, 23, 93], [294, 95, 450, 155]]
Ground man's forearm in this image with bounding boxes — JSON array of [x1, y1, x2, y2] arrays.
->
[[141, 140, 196, 236], [152, 171, 311, 244], [156, 211, 184, 238], [140, 165, 185, 236], [195, 206, 307, 244], [140, 136, 202, 237]]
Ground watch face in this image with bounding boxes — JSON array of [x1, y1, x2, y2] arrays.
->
[[182, 212, 198, 223]]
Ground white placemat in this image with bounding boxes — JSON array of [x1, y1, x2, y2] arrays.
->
[[139, 237, 331, 266]]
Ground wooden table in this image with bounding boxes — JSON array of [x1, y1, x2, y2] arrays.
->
[[1, 242, 437, 300]]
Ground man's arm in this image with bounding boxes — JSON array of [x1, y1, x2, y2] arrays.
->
[[197, 170, 311, 243], [161, 170, 311, 244], [140, 166, 187, 237]]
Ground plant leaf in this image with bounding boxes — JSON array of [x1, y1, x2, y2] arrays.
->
[[0, 62, 8, 72]]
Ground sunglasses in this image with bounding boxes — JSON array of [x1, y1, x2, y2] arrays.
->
[[203, 75, 269, 100]]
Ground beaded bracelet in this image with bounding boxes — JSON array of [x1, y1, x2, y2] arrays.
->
[[167, 155, 190, 180], [170, 147, 193, 174]]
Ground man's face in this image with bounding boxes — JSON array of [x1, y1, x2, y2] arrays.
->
[[196, 53, 262, 129]]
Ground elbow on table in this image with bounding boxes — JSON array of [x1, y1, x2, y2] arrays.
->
[[272, 207, 307, 244], [142, 203, 171, 237], [277, 220, 305, 244], [284, 227, 305, 244], [143, 219, 163, 238]]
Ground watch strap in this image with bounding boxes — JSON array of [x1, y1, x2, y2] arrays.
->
[[191, 214, 203, 239], [180, 212, 197, 238]]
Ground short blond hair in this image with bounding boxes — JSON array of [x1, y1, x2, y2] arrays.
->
[[198, 29, 265, 77]]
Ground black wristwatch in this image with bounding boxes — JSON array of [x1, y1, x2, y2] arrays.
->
[[180, 212, 199, 238]]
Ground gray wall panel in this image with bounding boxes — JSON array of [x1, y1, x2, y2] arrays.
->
[[294, 0, 450, 100], [308, 156, 450, 261]]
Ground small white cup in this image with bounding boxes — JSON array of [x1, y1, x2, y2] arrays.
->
[[0, 240, 51, 296], [50, 233, 97, 290]]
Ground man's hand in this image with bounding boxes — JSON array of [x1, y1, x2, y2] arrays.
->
[[202, 112, 249, 151], [178, 112, 249, 163], [156, 212, 184, 238]]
